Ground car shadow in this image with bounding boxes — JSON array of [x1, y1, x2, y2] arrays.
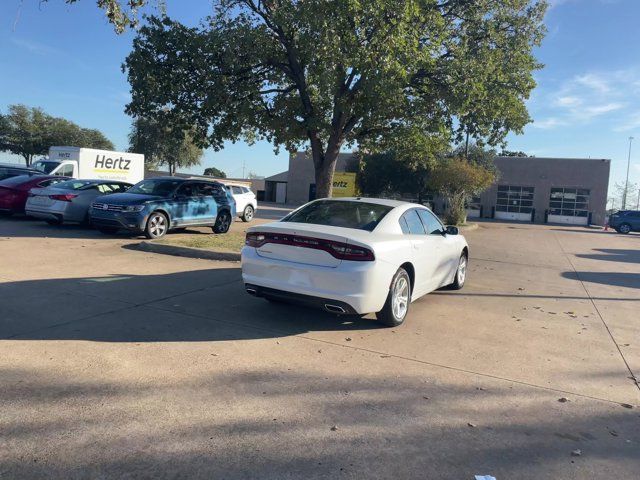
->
[[0, 267, 382, 342]]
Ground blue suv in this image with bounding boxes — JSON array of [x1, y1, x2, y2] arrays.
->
[[90, 177, 236, 239], [608, 210, 640, 234]]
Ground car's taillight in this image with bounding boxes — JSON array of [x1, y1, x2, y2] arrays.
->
[[245, 232, 375, 261], [49, 194, 78, 202]]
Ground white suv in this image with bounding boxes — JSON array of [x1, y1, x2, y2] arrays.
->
[[226, 184, 258, 222]]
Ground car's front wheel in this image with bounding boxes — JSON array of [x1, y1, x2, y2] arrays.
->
[[213, 210, 232, 234], [617, 223, 632, 234], [241, 205, 254, 222], [145, 211, 169, 239], [376, 267, 411, 327], [448, 252, 468, 290]]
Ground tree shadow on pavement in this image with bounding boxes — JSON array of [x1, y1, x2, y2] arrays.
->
[[1, 365, 639, 480], [562, 271, 640, 290], [0, 268, 381, 342], [575, 248, 640, 265]]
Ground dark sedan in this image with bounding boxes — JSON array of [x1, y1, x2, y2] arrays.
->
[[0, 175, 66, 216], [90, 177, 237, 239], [608, 210, 640, 234]]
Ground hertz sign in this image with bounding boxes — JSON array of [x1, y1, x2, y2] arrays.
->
[[331, 172, 357, 198]]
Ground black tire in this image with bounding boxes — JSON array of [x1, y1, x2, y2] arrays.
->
[[46, 218, 62, 226], [448, 252, 468, 290], [98, 227, 119, 235], [241, 205, 254, 222], [145, 211, 169, 239], [376, 267, 411, 327], [618, 223, 632, 234], [212, 210, 232, 234]]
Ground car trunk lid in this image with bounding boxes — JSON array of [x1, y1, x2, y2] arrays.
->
[[250, 222, 375, 268]]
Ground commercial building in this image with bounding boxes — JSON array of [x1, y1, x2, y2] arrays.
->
[[264, 152, 611, 226], [469, 156, 610, 226]]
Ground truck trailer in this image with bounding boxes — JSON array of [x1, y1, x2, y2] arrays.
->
[[32, 147, 145, 184]]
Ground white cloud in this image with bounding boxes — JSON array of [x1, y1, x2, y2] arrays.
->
[[532, 117, 567, 129], [583, 102, 624, 118], [10, 37, 63, 57], [574, 73, 611, 93], [554, 96, 582, 107], [614, 112, 640, 132]]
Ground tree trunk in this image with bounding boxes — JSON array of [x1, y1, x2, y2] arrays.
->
[[312, 140, 341, 200]]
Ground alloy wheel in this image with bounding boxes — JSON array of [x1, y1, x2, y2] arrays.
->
[[149, 213, 167, 238], [457, 255, 467, 285], [392, 275, 409, 320]]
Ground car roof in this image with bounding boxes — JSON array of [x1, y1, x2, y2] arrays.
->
[[0, 163, 37, 170]]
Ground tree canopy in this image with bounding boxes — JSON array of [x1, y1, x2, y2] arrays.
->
[[204, 166, 227, 178], [56, 0, 546, 198], [0, 104, 114, 165], [129, 116, 203, 175]]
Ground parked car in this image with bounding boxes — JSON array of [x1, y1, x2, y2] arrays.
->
[[25, 179, 132, 225], [242, 198, 468, 327], [608, 210, 640, 234], [225, 184, 257, 222], [0, 163, 41, 181], [90, 177, 236, 239], [0, 175, 66, 216]]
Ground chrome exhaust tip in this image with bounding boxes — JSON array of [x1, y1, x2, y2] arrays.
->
[[324, 304, 346, 314], [245, 287, 258, 295]]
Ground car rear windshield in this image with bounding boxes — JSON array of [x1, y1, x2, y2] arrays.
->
[[32, 161, 60, 174], [282, 200, 392, 231], [51, 180, 96, 190], [128, 179, 182, 196], [0, 175, 35, 186]]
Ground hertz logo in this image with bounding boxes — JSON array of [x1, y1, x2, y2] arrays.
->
[[94, 154, 131, 170], [333, 181, 348, 188]]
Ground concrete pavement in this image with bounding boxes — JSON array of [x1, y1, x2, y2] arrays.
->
[[1, 216, 639, 479]]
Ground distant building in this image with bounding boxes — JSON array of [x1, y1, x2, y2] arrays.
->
[[262, 153, 611, 226]]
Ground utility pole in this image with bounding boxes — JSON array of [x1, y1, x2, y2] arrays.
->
[[242, 158, 246, 178], [636, 187, 640, 210], [622, 136, 633, 209]]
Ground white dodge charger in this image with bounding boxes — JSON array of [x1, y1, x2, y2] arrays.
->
[[241, 198, 468, 326]]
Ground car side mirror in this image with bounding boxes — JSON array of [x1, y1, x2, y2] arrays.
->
[[445, 225, 459, 235]]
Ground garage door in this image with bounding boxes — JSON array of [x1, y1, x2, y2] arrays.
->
[[466, 196, 481, 218], [548, 188, 589, 225], [495, 185, 534, 221]]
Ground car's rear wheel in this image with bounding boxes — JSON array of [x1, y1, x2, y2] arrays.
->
[[213, 210, 232, 234], [145, 211, 169, 239], [617, 223, 632, 234], [241, 205, 254, 222], [98, 227, 119, 235], [448, 252, 468, 290], [376, 267, 411, 327]]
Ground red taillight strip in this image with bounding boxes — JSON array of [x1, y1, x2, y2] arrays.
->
[[246, 232, 375, 261]]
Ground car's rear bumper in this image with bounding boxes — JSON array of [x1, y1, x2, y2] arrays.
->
[[244, 284, 359, 315], [241, 246, 393, 314]]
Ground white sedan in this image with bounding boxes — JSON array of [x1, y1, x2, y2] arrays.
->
[[241, 198, 469, 326]]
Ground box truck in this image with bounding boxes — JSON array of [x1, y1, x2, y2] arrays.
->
[[32, 147, 145, 184]]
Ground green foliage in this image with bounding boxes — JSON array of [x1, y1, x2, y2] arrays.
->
[[129, 117, 203, 175], [204, 166, 227, 178], [428, 157, 496, 225], [499, 150, 531, 157], [0, 104, 114, 165], [67, 0, 546, 197]]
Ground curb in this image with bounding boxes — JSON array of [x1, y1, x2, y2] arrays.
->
[[133, 241, 241, 262]]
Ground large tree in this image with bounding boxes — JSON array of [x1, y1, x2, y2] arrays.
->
[[0, 104, 114, 166], [59, 0, 546, 197], [129, 116, 203, 175], [204, 166, 227, 178]]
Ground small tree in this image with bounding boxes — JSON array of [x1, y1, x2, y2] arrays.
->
[[429, 157, 495, 225], [204, 167, 227, 178], [0, 104, 113, 165], [129, 117, 203, 175]]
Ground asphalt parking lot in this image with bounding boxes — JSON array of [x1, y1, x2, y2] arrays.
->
[[1, 214, 639, 479]]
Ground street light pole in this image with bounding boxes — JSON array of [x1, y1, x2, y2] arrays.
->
[[622, 136, 634, 209]]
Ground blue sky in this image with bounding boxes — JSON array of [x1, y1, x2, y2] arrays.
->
[[1, 0, 639, 193]]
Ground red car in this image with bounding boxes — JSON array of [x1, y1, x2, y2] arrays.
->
[[0, 175, 66, 216]]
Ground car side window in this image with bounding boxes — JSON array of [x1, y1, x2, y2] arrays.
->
[[417, 209, 444, 235], [200, 183, 216, 197], [97, 184, 114, 194], [399, 217, 411, 234], [401, 209, 426, 235], [232, 186, 243, 195], [57, 164, 74, 177], [176, 183, 196, 197]]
